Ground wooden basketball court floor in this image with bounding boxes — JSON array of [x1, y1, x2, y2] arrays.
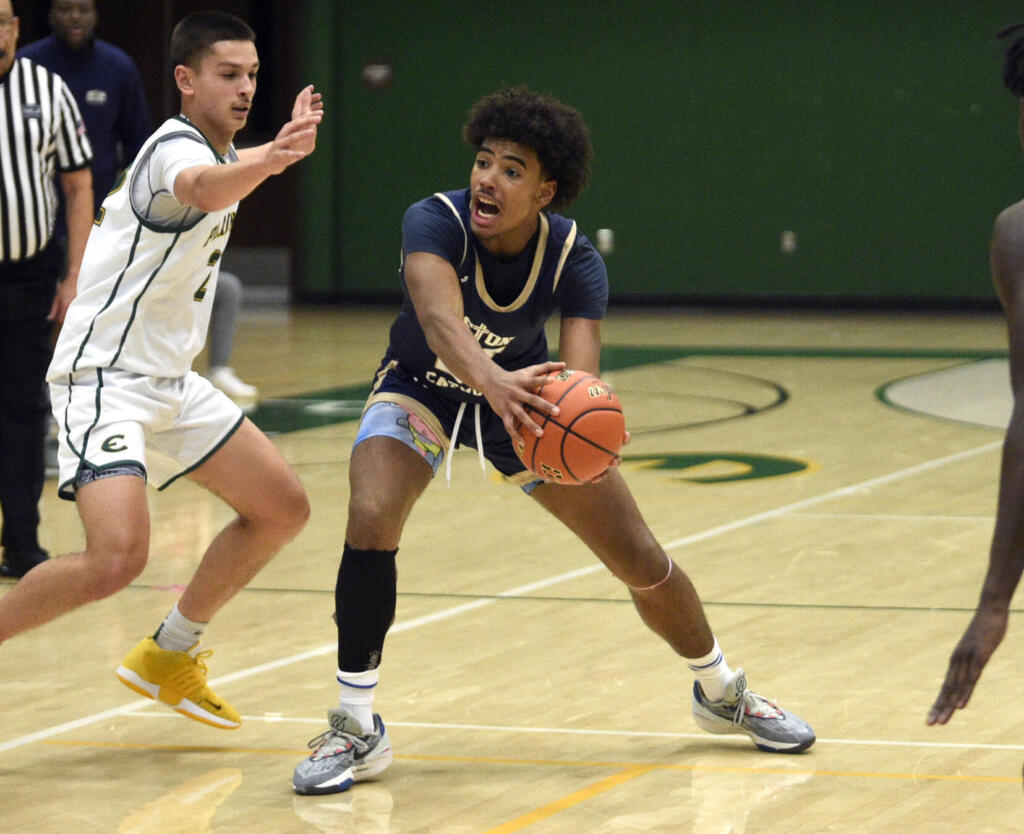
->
[[1, 303, 1021, 833]]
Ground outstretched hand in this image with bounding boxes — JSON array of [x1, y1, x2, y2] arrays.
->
[[926, 606, 1008, 726], [263, 85, 324, 174]]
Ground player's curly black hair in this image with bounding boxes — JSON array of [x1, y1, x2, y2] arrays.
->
[[998, 22, 1024, 95], [462, 86, 592, 212]]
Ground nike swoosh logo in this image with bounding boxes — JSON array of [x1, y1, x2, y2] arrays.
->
[[354, 743, 388, 762]]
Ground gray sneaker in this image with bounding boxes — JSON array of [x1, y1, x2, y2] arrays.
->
[[293, 709, 394, 795], [691, 668, 815, 753]]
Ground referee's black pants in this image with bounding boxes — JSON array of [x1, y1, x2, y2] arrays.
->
[[0, 247, 59, 556], [0, 314, 51, 554]]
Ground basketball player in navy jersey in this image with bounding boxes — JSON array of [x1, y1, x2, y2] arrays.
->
[[293, 86, 815, 795]]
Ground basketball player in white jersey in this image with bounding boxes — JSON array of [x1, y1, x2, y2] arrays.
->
[[0, 11, 322, 730]]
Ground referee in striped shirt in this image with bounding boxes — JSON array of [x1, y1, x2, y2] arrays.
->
[[0, 0, 92, 579]]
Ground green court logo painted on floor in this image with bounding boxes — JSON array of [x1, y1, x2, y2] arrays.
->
[[624, 453, 810, 483]]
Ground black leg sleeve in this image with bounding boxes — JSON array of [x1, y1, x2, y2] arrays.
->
[[335, 544, 398, 671]]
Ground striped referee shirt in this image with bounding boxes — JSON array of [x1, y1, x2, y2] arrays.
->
[[0, 57, 92, 262]]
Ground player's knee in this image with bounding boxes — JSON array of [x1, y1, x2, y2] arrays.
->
[[346, 495, 389, 549], [282, 481, 311, 532], [345, 496, 399, 550], [251, 477, 309, 538], [347, 491, 385, 522], [84, 544, 148, 600], [606, 542, 668, 588]]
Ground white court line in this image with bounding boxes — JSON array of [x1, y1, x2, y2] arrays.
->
[[0, 439, 1004, 755], [362, 719, 1024, 752], [658, 440, 1003, 552], [785, 513, 995, 521], [81, 712, 1024, 754], [383, 721, 1024, 751]]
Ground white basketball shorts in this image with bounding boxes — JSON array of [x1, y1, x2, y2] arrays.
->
[[49, 367, 244, 500]]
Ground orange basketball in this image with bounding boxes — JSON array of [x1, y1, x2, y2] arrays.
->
[[514, 369, 625, 485]]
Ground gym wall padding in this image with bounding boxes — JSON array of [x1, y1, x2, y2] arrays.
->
[[299, 1, 1024, 305]]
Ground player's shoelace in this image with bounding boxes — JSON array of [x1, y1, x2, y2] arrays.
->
[[306, 726, 367, 760], [730, 688, 784, 724], [175, 649, 213, 700]]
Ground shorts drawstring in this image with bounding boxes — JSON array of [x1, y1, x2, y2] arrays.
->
[[445, 402, 487, 486]]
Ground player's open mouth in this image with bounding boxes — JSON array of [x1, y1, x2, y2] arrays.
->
[[474, 196, 500, 220]]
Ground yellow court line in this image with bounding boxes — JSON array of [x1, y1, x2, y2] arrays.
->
[[400, 753, 1019, 784], [480, 765, 657, 834], [39, 739, 1020, 784]]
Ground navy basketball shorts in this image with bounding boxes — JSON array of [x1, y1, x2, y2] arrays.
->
[[356, 358, 543, 493]]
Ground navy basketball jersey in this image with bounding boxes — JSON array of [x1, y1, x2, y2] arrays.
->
[[386, 188, 607, 404]]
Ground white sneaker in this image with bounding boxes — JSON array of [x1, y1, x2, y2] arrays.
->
[[692, 668, 815, 753], [293, 709, 394, 795], [207, 366, 259, 400]]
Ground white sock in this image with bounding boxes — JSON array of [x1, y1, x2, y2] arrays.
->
[[337, 668, 378, 732], [153, 603, 206, 652], [686, 638, 734, 702]]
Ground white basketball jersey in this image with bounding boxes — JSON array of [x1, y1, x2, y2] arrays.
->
[[48, 117, 239, 381]]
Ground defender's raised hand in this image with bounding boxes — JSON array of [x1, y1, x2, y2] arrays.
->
[[263, 85, 324, 174], [292, 84, 324, 120]]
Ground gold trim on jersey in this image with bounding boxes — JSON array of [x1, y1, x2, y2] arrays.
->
[[433, 192, 468, 266], [367, 359, 399, 405], [475, 212, 550, 313], [551, 220, 577, 294], [365, 360, 453, 447]]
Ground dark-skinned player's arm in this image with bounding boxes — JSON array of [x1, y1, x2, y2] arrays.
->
[[556, 315, 629, 479], [928, 200, 1024, 725], [402, 250, 564, 444], [556, 315, 601, 376]]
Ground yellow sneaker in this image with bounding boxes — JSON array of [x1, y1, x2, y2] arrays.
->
[[115, 637, 241, 729]]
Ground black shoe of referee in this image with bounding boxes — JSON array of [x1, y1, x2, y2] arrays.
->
[[0, 548, 50, 579]]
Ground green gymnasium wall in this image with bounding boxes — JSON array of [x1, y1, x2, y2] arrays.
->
[[298, 1, 1024, 305]]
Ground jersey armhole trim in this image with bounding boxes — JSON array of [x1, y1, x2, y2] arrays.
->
[[551, 220, 578, 295], [433, 192, 468, 269], [129, 131, 211, 233]]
